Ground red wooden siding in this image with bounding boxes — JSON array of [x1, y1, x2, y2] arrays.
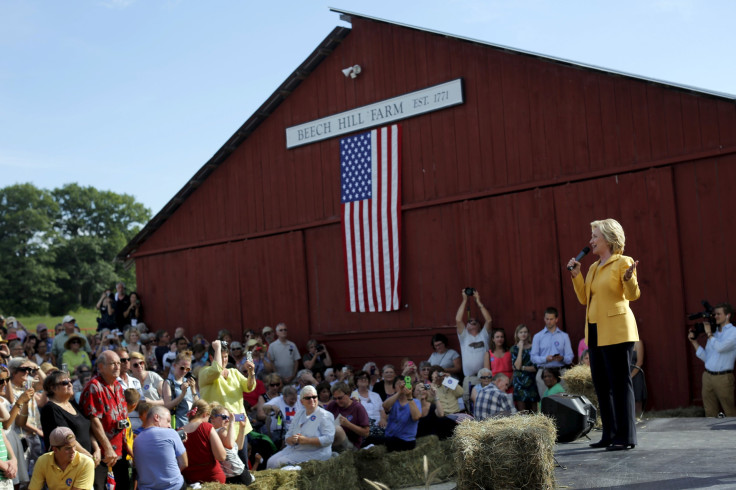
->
[[131, 17, 736, 410]]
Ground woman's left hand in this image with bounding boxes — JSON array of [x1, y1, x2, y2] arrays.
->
[[623, 260, 639, 281]]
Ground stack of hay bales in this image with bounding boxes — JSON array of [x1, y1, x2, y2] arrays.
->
[[562, 365, 601, 427], [452, 413, 556, 490], [203, 435, 454, 490]]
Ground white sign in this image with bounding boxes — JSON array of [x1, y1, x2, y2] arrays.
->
[[285, 78, 464, 149]]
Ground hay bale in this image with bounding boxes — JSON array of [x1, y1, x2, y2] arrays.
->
[[452, 413, 556, 490], [562, 365, 601, 427], [355, 436, 455, 489], [201, 469, 299, 490], [297, 450, 359, 490]]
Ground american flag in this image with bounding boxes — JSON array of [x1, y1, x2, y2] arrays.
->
[[340, 124, 401, 312]]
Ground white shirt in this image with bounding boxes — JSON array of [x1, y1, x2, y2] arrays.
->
[[351, 389, 383, 421], [696, 323, 736, 372], [458, 328, 489, 376]]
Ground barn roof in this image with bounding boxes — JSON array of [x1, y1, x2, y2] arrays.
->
[[117, 8, 735, 263]]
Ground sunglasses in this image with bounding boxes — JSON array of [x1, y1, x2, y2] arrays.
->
[[270, 383, 281, 387], [479, 376, 491, 380], [131, 362, 144, 369], [214, 414, 230, 420], [119, 358, 130, 363], [303, 396, 318, 400], [56, 380, 72, 387], [20, 368, 38, 374], [178, 366, 191, 372]]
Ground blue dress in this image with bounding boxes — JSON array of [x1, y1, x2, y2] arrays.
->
[[510, 345, 540, 402]]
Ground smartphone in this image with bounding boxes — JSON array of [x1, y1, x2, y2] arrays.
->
[[404, 376, 412, 391], [234, 413, 246, 422], [246, 351, 253, 363]]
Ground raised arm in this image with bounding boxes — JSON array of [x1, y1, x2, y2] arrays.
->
[[475, 291, 492, 332], [456, 291, 469, 335]]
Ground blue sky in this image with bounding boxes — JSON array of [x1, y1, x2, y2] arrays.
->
[[2, 0, 734, 217]]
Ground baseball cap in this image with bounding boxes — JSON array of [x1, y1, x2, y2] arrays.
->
[[230, 341, 243, 350], [62, 315, 75, 324], [36, 324, 48, 333], [261, 326, 273, 334], [49, 427, 76, 447]]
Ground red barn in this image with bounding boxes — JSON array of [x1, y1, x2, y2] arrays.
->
[[119, 9, 736, 410]]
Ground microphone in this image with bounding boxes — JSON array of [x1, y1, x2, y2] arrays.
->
[[567, 246, 591, 270]]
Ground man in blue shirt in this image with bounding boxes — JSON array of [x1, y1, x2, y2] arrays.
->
[[530, 307, 574, 399], [688, 303, 736, 417], [133, 406, 188, 490]]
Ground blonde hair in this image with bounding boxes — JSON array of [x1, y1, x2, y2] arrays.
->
[[130, 351, 145, 362], [513, 324, 529, 344], [591, 218, 626, 254]]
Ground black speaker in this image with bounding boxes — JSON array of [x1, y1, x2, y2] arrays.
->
[[541, 393, 597, 442]]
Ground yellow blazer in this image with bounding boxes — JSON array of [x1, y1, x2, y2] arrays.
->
[[572, 254, 640, 347]]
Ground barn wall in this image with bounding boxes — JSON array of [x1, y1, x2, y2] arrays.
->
[[132, 17, 736, 409]]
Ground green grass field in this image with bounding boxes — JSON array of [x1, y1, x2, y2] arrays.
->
[[14, 307, 98, 335]]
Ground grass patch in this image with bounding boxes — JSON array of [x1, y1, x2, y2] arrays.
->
[[14, 307, 99, 334]]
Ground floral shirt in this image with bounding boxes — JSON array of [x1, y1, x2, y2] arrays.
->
[[80, 374, 128, 457]]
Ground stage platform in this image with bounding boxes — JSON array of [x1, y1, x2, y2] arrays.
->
[[553, 417, 736, 489]]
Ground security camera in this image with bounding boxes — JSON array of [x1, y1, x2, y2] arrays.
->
[[342, 64, 362, 79]]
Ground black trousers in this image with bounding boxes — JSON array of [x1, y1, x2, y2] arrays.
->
[[94, 457, 130, 490], [588, 323, 637, 445]]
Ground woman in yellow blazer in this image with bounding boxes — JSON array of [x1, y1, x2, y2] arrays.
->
[[568, 218, 640, 451]]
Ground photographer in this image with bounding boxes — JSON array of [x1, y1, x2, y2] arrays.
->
[[455, 289, 493, 404], [688, 303, 736, 417], [95, 290, 116, 332], [302, 340, 332, 379]]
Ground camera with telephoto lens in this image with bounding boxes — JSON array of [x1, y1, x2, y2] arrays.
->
[[117, 419, 130, 430], [688, 300, 716, 336], [464, 287, 475, 296]]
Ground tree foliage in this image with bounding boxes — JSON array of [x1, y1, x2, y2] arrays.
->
[[0, 183, 151, 315]]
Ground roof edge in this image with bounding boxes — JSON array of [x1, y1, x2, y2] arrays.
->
[[115, 25, 351, 262], [330, 7, 736, 101]]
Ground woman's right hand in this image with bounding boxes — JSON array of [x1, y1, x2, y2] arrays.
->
[[567, 258, 581, 278], [18, 388, 35, 405]]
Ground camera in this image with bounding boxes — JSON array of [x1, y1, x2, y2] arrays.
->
[[177, 429, 186, 441], [221, 341, 229, 351], [464, 287, 475, 296], [404, 376, 412, 391], [246, 350, 253, 363], [688, 300, 716, 336], [424, 383, 431, 390], [184, 372, 195, 381], [117, 419, 130, 430], [317, 344, 325, 352]]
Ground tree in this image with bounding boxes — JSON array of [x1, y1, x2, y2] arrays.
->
[[0, 183, 151, 316], [0, 184, 62, 314], [50, 183, 150, 311]]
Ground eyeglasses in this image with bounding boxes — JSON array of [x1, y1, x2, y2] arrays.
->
[[131, 362, 144, 369], [56, 380, 72, 387], [178, 366, 191, 372], [231, 347, 242, 351], [303, 396, 318, 400], [269, 383, 281, 387], [119, 358, 130, 363], [479, 376, 491, 380]]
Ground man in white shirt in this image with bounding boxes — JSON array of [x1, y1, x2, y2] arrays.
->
[[455, 289, 492, 404], [266, 323, 301, 384]]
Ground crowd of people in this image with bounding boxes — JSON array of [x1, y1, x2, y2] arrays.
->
[[0, 270, 653, 490]]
